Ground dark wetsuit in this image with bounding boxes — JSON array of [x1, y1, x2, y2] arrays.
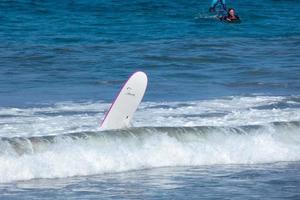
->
[[222, 15, 240, 23]]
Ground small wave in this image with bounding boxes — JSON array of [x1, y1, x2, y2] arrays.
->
[[0, 95, 300, 183], [0, 122, 300, 183]]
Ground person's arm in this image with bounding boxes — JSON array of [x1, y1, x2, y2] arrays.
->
[[219, 15, 226, 21]]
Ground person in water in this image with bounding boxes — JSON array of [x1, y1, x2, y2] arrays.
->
[[209, 0, 227, 16], [222, 8, 240, 22]]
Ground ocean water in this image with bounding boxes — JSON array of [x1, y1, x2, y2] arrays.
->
[[0, 0, 300, 199]]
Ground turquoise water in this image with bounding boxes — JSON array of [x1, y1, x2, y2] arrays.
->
[[0, 0, 300, 199]]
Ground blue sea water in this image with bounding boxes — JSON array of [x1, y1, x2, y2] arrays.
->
[[0, 0, 300, 199]]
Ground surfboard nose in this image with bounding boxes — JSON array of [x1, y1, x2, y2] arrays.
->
[[100, 71, 148, 130]]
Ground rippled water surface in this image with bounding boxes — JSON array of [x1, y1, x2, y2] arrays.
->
[[0, 0, 300, 199]]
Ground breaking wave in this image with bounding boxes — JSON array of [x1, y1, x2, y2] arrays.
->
[[0, 95, 300, 183], [0, 122, 300, 183]]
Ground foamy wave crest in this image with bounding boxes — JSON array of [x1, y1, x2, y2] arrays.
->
[[0, 95, 300, 182], [1, 96, 300, 138], [0, 122, 300, 183]]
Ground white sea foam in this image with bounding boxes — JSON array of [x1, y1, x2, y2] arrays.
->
[[0, 96, 300, 183], [0, 124, 300, 183], [0, 96, 300, 138]]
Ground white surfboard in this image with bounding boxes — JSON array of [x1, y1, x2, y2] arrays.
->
[[100, 71, 148, 130]]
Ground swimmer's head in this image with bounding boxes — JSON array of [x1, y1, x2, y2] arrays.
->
[[228, 8, 236, 17]]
